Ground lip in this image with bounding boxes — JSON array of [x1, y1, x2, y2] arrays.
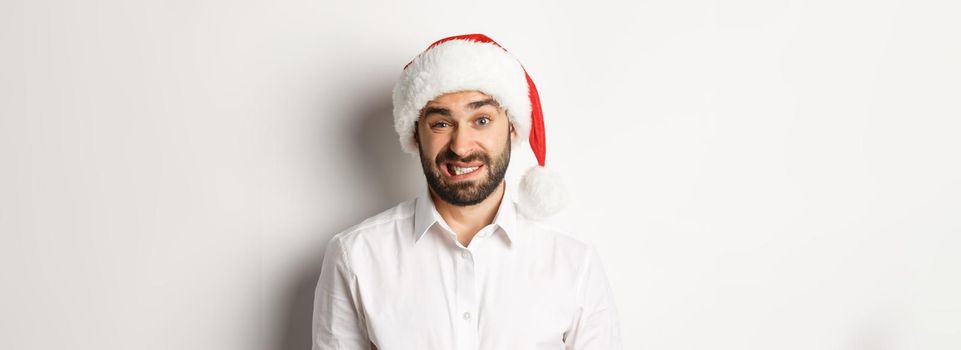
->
[[441, 162, 484, 181], [445, 161, 483, 167]]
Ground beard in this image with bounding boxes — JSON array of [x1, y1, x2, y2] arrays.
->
[[419, 137, 511, 206]]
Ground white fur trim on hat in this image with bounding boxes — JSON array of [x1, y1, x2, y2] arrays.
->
[[391, 39, 532, 155]]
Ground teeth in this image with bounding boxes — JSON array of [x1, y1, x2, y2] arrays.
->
[[452, 166, 479, 175]]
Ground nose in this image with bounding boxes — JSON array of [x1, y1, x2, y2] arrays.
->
[[448, 126, 478, 158]]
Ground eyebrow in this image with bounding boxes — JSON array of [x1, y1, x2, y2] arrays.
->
[[467, 98, 500, 110], [421, 98, 501, 118], [421, 106, 451, 118]]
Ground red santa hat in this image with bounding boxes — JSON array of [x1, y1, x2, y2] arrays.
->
[[391, 33, 567, 219]]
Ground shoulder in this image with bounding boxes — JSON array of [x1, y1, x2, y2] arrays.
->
[[521, 219, 614, 302], [325, 199, 416, 261], [520, 218, 599, 268], [523, 218, 594, 250]]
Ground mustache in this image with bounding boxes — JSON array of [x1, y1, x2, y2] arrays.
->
[[434, 148, 490, 166]]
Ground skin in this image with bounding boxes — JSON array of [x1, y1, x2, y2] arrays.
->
[[414, 90, 517, 247]]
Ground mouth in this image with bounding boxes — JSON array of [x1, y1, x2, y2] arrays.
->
[[441, 161, 484, 181]]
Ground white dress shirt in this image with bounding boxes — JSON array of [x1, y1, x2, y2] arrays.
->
[[312, 182, 622, 350]]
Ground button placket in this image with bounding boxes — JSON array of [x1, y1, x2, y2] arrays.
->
[[454, 248, 478, 349]]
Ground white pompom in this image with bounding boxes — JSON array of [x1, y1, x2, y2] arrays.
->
[[517, 165, 569, 219]]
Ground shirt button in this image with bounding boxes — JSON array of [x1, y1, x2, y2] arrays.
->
[[461, 251, 470, 259], [462, 312, 471, 320]]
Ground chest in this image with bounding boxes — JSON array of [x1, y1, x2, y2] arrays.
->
[[354, 242, 578, 350]]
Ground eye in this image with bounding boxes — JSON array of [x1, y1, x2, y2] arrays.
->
[[476, 116, 491, 126], [432, 121, 451, 128]]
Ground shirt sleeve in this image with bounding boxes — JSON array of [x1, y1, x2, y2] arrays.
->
[[311, 235, 372, 350], [563, 245, 624, 350]]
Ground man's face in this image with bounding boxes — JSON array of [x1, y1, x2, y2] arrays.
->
[[415, 90, 516, 206]]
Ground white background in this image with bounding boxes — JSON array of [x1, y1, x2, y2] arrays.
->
[[1, 0, 959, 349]]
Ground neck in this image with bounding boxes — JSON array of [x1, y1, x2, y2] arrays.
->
[[429, 181, 505, 239]]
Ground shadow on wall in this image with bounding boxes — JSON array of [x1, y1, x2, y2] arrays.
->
[[273, 78, 422, 350]]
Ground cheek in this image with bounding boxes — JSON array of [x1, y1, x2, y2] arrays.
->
[[485, 131, 511, 151], [419, 135, 448, 158]]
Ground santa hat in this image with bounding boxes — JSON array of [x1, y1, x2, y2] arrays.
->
[[391, 33, 568, 219]]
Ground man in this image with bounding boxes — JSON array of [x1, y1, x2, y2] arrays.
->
[[312, 34, 622, 350]]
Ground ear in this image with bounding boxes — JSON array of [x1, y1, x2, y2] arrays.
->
[[414, 121, 420, 145], [503, 107, 517, 141]]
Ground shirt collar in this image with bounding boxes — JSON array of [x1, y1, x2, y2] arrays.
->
[[413, 182, 518, 246]]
